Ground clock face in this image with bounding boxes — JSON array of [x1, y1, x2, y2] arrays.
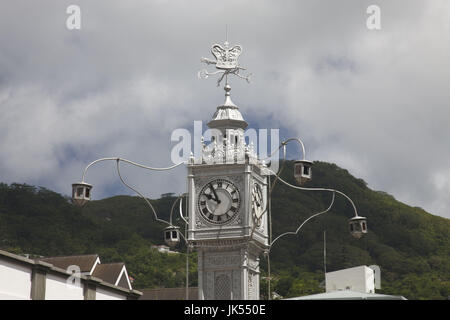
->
[[251, 182, 264, 226], [197, 178, 241, 224]]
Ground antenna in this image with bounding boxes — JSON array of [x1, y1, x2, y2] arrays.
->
[[323, 230, 327, 275], [225, 24, 228, 43]]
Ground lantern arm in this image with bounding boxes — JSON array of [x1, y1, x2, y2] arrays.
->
[[178, 230, 188, 244], [79, 157, 189, 242], [179, 194, 188, 225], [117, 162, 187, 245], [269, 191, 335, 250], [116, 159, 171, 226], [258, 137, 306, 163], [81, 157, 185, 182], [269, 144, 287, 194], [266, 167, 359, 217], [248, 206, 269, 243], [282, 137, 306, 161], [169, 194, 189, 229], [168, 195, 183, 225], [81, 157, 117, 182], [258, 143, 284, 162], [259, 137, 307, 188], [166, 194, 190, 244]]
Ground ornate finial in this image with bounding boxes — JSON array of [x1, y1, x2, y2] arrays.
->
[[222, 83, 236, 107], [198, 37, 252, 87]]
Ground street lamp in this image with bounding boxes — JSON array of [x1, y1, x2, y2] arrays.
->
[[164, 193, 189, 248], [293, 160, 313, 185], [279, 138, 313, 186], [71, 182, 92, 206], [164, 225, 181, 247], [348, 215, 368, 239]]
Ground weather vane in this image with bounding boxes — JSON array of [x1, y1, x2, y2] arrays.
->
[[198, 35, 252, 87]]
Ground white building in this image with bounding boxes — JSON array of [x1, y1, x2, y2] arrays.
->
[[326, 265, 376, 294], [286, 265, 406, 300], [0, 249, 141, 300]]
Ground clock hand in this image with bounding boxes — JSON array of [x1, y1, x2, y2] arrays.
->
[[209, 184, 221, 204]]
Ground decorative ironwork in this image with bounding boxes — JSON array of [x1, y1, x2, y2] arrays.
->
[[215, 273, 231, 299], [198, 41, 252, 87]]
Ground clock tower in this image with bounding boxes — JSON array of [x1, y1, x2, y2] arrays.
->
[[188, 41, 269, 300]]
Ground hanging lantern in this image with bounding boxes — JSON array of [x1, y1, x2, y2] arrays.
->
[[71, 182, 92, 206], [164, 226, 180, 247], [348, 216, 368, 239], [294, 160, 313, 185]]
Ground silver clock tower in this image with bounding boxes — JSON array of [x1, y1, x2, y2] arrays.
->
[[188, 40, 269, 300]]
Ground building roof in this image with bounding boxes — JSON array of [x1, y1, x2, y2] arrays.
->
[[92, 263, 130, 289], [36, 254, 133, 290], [285, 290, 407, 300], [37, 254, 99, 273], [207, 85, 248, 130], [139, 287, 199, 300], [0, 249, 141, 299]]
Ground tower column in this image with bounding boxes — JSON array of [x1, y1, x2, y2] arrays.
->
[[190, 39, 267, 300]]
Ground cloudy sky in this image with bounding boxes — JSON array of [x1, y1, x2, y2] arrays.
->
[[1, 0, 449, 219]]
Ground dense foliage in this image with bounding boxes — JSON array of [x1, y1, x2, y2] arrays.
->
[[0, 161, 449, 299]]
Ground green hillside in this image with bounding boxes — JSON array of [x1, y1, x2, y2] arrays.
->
[[0, 161, 449, 299], [266, 161, 450, 299]]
